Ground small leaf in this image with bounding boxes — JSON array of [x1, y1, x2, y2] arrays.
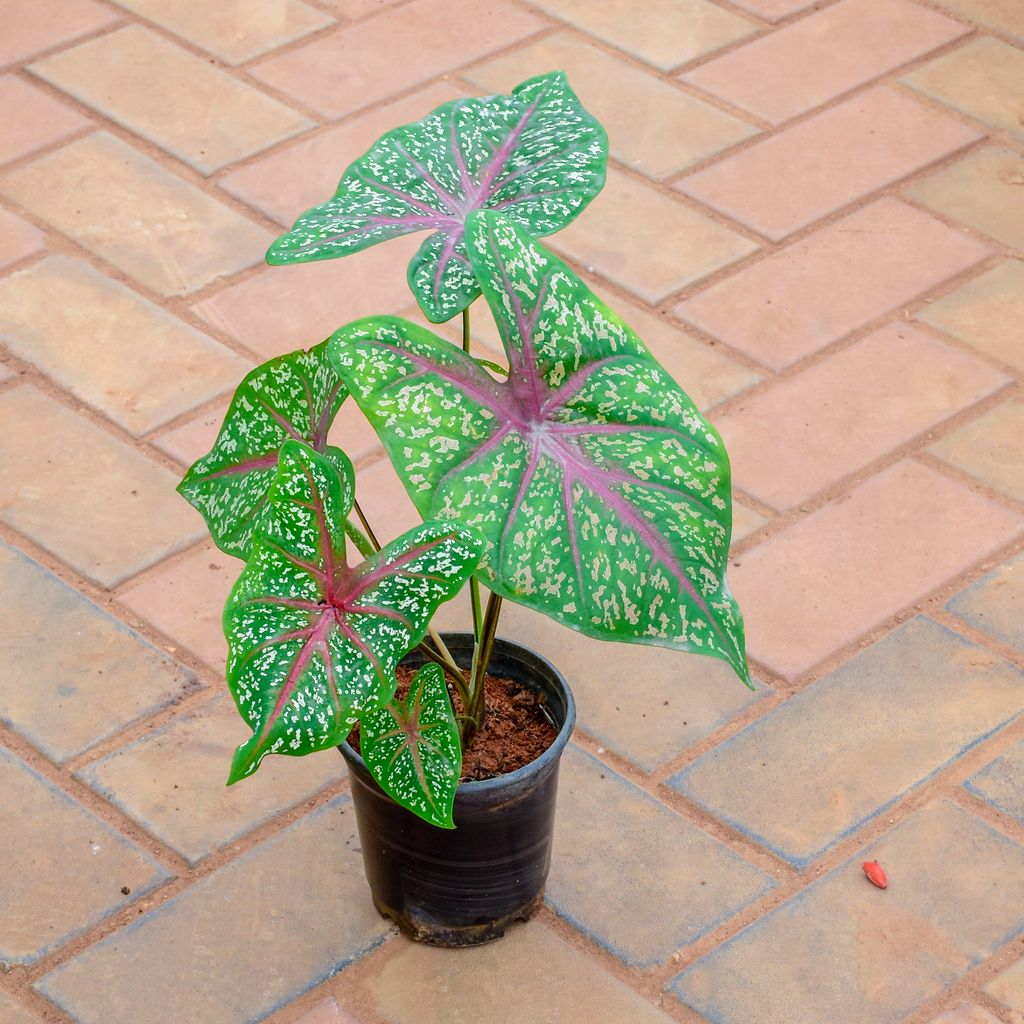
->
[[358, 663, 461, 829], [225, 440, 483, 783], [177, 342, 347, 559], [266, 71, 607, 323], [330, 212, 748, 682]]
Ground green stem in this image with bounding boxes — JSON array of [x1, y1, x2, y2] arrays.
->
[[344, 517, 374, 559], [351, 498, 381, 551], [465, 591, 503, 745], [470, 576, 483, 646], [462, 304, 484, 646]]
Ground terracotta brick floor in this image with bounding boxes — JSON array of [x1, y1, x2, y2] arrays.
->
[[0, 0, 1022, 1021]]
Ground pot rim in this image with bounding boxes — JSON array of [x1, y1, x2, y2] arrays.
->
[[339, 632, 576, 795]]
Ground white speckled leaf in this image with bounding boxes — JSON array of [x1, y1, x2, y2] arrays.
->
[[330, 213, 748, 682], [225, 440, 484, 783], [358, 663, 461, 828], [177, 342, 346, 559], [266, 71, 607, 323]]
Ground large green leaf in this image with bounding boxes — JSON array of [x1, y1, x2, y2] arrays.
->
[[330, 213, 748, 682], [357, 663, 461, 829], [225, 440, 483, 783], [266, 71, 607, 323], [177, 342, 346, 559]]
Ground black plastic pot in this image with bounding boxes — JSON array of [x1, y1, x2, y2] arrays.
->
[[339, 633, 575, 947]]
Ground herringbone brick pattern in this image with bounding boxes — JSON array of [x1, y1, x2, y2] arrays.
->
[[0, 1, 1022, 1021]]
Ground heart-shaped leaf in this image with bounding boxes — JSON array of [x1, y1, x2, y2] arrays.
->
[[177, 342, 346, 559], [330, 213, 748, 682], [225, 439, 483, 783], [266, 71, 607, 323], [357, 663, 461, 828]]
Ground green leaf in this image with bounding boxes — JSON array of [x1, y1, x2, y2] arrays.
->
[[357, 663, 461, 829], [177, 342, 347, 559], [266, 71, 607, 323], [225, 440, 484, 783], [330, 212, 749, 682]]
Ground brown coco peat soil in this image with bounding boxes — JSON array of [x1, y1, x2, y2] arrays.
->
[[349, 665, 557, 783]]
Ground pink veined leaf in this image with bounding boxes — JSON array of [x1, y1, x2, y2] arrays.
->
[[266, 71, 607, 324], [177, 342, 347, 560], [224, 439, 484, 783], [329, 213, 749, 683], [357, 663, 461, 829]]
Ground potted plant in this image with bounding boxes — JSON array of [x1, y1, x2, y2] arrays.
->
[[178, 72, 749, 947]]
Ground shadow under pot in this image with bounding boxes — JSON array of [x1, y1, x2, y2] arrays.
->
[[339, 633, 576, 947]]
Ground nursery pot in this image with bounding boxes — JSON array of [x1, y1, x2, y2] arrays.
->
[[339, 633, 575, 947]]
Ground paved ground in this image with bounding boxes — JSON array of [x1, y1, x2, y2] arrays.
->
[[0, 0, 1022, 1021]]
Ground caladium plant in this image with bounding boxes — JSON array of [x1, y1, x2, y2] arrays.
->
[[179, 69, 749, 830], [266, 71, 607, 323]]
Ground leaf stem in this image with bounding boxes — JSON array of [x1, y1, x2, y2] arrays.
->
[[470, 576, 483, 645], [465, 591, 502, 745], [462, 303, 485, 646], [344, 517, 375, 559], [352, 498, 381, 550]]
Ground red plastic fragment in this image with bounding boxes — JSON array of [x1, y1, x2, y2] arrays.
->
[[862, 860, 888, 889]]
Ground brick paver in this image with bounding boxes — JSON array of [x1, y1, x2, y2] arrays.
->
[[0, 992, 45, 1024], [683, 0, 968, 125], [0, 75, 89, 165], [549, 745, 776, 966], [0, 746, 168, 966], [37, 798, 391, 1024], [525, 0, 757, 71], [719, 323, 1007, 509], [551, 166, 760, 303], [675, 198, 993, 369], [0, 207, 44, 269], [903, 35, 1024, 142], [947, 552, 1024, 652], [371, 924, 676, 1023], [0, 542, 199, 761], [918, 260, 1024, 373], [111, 0, 334, 65], [78, 694, 344, 864], [985, 958, 1024, 1012], [0, 132, 273, 295], [732, 460, 1023, 679], [671, 801, 1024, 1024], [678, 86, 982, 240], [2, 0, 1023, 1020], [250, 0, 543, 120], [0, 256, 250, 434], [116, 543, 239, 672], [191, 239, 419, 359], [931, 0, 1024, 43], [0, 386, 205, 586], [671, 617, 1024, 865], [929, 1004, 1003, 1024], [966, 738, 1024, 825], [906, 145, 1024, 250], [0, 0, 119, 68], [930, 400, 1024, 502], [31, 26, 314, 175]]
